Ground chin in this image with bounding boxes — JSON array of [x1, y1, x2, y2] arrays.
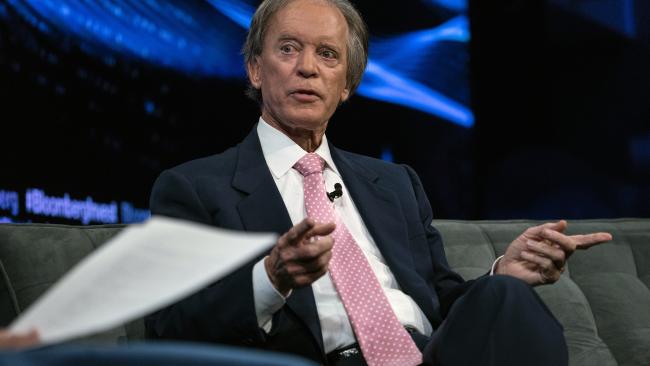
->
[[284, 109, 330, 130]]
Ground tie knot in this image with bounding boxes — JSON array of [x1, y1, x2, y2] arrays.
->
[[293, 153, 325, 177]]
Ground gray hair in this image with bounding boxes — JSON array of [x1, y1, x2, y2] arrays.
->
[[242, 0, 369, 104]]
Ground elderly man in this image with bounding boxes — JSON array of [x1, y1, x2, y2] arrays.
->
[[146, 0, 612, 365]]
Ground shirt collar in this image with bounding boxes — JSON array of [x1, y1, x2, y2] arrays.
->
[[257, 117, 340, 179]]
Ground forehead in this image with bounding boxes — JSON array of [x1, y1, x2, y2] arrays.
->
[[266, 0, 348, 46]]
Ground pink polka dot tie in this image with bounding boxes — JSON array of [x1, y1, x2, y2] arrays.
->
[[294, 153, 422, 366]]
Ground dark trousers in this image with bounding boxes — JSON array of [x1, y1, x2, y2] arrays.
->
[[331, 275, 568, 366], [422, 275, 568, 366]]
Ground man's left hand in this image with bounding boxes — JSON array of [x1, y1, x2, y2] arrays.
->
[[0, 329, 39, 349], [495, 220, 612, 286]]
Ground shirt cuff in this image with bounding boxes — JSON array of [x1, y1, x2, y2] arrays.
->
[[490, 255, 505, 276], [252, 256, 290, 331]]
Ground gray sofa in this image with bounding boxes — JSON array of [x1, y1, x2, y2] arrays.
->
[[1, 219, 649, 365]]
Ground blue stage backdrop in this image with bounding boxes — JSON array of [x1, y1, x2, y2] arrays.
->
[[0, 0, 473, 224], [1, 0, 648, 224]]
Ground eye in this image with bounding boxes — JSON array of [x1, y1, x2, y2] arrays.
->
[[320, 49, 337, 60], [280, 44, 295, 54]]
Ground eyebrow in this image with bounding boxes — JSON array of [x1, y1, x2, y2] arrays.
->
[[276, 34, 300, 43], [275, 33, 342, 51]]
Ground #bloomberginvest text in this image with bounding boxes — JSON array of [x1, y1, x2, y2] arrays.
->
[[0, 188, 149, 224]]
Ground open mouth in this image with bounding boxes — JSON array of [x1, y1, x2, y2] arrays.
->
[[290, 89, 320, 102]]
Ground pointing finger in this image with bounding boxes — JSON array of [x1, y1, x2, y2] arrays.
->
[[572, 232, 613, 250]]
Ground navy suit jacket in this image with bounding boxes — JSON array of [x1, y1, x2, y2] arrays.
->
[[145, 127, 466, 364]]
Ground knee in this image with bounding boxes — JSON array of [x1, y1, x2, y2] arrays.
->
[[472, 275, 562, 329], [475, 274, 532, 298], [466, 275, 543, 313]]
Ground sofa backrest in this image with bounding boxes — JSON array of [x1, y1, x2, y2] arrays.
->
[[0, 219, 649, 366]]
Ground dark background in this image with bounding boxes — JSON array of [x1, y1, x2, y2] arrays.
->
[[1, 0, 648, 224]]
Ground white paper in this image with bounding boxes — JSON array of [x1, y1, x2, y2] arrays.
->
[[9, 216, 277, 346]]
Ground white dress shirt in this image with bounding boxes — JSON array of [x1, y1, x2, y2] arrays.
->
[[251, 118, 433, 353]]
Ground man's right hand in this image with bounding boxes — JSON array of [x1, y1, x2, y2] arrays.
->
[[265, 218, 336, 296]]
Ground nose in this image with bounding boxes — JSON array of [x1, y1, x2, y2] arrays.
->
[[296, 50, 318, 78]]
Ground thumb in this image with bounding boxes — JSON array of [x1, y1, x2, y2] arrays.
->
[[308, 222, 336, 237]]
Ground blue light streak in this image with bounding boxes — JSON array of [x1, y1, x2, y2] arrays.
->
[[10, 0, 245, 77], [204, 0, 255, 28], [370, 15, 469, 76], [144, 100, 156, 114], [363, 16, 473, 126], [5, 0, 51, 33], [622, 0, 636, 37], [425, 0, 467, 12], [360, 61, 473, 127], [372, 16, 470, 56], [381, 148, 395, 162], [8, 0, 473, 127], [0, 3, 8, 19]]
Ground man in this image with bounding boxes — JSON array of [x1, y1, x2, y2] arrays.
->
[[145, 0, 612, 365]]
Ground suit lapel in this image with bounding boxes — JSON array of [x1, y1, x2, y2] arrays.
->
[[232, 128, 325, 353], [329, 145, 416, 290]]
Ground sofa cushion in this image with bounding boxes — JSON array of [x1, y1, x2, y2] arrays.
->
[[566, 220, 650, 366], [433, 219, 650, 366], [0, 223, 135, 342]]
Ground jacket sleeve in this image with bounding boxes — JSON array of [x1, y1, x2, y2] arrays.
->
[[144, 169, 267, 347]]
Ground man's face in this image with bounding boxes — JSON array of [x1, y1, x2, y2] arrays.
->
[[248, 0, 350, 132]]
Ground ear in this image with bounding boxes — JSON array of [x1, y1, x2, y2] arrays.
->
[[247, 56, 262, 89], [340, 86, 350, 103]]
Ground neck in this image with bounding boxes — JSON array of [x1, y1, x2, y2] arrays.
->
[[262, 112, 327, 153]]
